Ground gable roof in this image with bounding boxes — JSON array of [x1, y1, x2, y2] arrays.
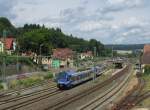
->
[[5, 38, 14, 49], [0, 37, 15, 50], [52, 48, 74, 60]]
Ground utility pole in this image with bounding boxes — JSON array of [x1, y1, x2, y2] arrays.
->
[[2, 30, 6, 81], [94, 47, 97, 57], [16, 39, 19, 74], [2, 30, 7, 89], [112, 45, 114, 58], [93, 47, 97, 81], [76, 52, 79, 68], [39, 44, 44, 68]]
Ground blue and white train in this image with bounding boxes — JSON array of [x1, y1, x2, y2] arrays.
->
[[56, 66, 105, 89]]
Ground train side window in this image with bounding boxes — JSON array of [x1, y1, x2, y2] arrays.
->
[[82, 74, 85, 78], [78, 75, 80, 80], [79, 75, 81, 79], [84, 73, 86, 77], [76, 76, 78, 80], [74, 76, 76, 81], [80, 73, 82, 78], [84, 73, 86, 78], [87, 73, 88, 77], [87, 72, 89, 76], [81, 74, 84, 79], [71, 76, 75, 81], [83, 74, 85, 78]]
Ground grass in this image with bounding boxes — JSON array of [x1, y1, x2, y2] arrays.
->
[[142, 75, 150, 91], [9, 72, 53, 89], [9, 75, 43, 88], [44, 72, 53, 79]]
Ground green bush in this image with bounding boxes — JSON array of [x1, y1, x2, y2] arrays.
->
[[44, 72, 53, 79], [20, 76, 43, 87], [9, 76, 43, 88], [0, 55, 33, 66], [144, 65, 150, 75], [0, 83, 4, 90]]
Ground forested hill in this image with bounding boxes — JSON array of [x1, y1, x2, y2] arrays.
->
[[0, 17, 111, 56], [0, 17, 16, 36], [105, 44, 144, 50]]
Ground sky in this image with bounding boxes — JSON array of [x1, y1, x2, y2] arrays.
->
[[0, 0, 150, 44]]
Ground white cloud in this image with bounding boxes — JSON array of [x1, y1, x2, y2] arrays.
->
[[75, 20, 110, 32], [0, 0, 150, 44], [101, 0, 146, 13]]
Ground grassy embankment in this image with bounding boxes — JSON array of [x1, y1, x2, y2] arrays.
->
[[9, 72, 53, 88], [139, 75, 150, 107], [0, 72, 53, 90], [138, 65, 150, 107]]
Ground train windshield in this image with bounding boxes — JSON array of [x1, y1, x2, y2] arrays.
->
[[57, 72, 67, 79]]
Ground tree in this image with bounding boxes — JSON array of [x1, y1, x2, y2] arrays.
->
[[88, 39, 104, 56], [0, 17, 110, 57]]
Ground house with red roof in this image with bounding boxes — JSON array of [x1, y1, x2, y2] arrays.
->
[[80, 51, 93, 59], [0, 37, 16, 54], [141, 44, 150, 73], [141, 44, 150, 65], [52, 48, 74, 68]]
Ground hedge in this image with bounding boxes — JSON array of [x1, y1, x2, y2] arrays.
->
[[0, 55, 33, 66], [44, 72, 53, 79]]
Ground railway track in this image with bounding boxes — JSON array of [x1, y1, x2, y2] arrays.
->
[[0, 90, 62, 110], [0, 79, 53, 98], [0, 85, 57, 104], [79, 66, 131, 110], [0, 87, 63, 110], [134, 90, 150, 105], [44, 65, 130, 110]]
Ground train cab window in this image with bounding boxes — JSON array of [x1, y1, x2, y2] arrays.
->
[[58, 72, 66, 79]]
